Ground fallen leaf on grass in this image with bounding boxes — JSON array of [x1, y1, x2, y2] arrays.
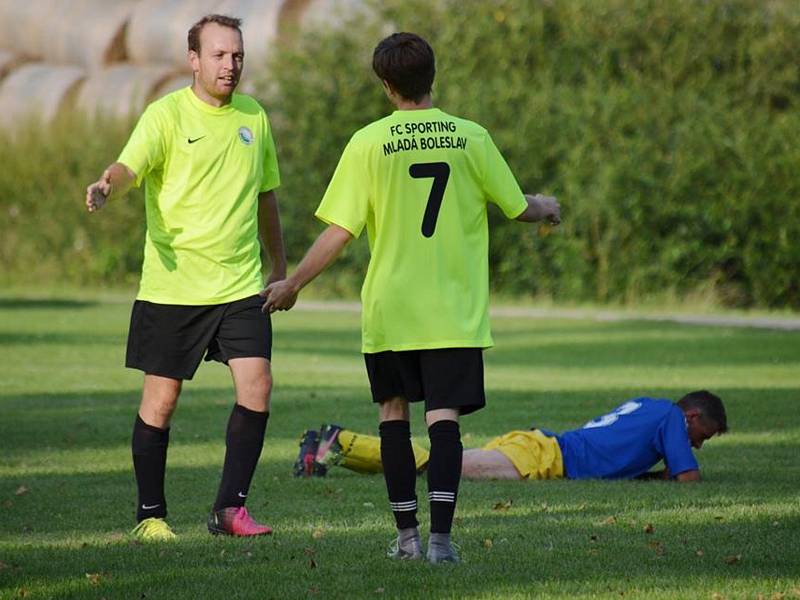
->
[[304, 547, 315, 556], [375, 587, 385, 594], [16, 588, 30, 598], [492, 500, 513, 511], [15, 486, 29, 496], [483, 538, 493, 549], [312, 528, 325, 540], [647, 541, 664, 555], [85, 573, 102, 586], [597, 516, 617, 526], [724, 554, 741, 565], [2, 500, 13, 509], [696, 549, 704, 557], [711, 593, 726, 600], [643, 524, 654, 534], [308, 586, 318, 594]]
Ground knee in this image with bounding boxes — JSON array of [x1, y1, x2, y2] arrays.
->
[[240, 373, 272, 412], [379, 397, 409, 422]]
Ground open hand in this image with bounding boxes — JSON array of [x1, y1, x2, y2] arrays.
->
[[86, 169, 112, 212]]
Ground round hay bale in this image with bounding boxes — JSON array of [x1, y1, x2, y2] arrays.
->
[[39, 0, 134, 68], [0, 63, 85, 128], [0, 50, 24, 82], [153, 73, 193, 99], [297, 0, 374, 34], [76, 64, 176, 120], [214, 0, 282, 71], [0, 0, 48, 59], [127, 0, 224, 69]]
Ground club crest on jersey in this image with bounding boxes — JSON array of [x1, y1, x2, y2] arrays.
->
[[238, 126, 254, 145]]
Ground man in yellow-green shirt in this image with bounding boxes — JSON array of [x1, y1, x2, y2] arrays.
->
[[85, 15, 284, 541], [265, 32, 561, 563]]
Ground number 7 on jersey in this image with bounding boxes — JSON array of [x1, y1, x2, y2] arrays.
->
[[409, 162, 450, 238]]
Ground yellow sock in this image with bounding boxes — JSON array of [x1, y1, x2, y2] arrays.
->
[[338, 429, 430, 474]]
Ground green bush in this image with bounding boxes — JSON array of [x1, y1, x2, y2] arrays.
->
[[2, 0, 799, 308]]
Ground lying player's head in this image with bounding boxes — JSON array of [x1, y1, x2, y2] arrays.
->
[[677, 390, 728, 449], [372, 32, 435, 103], [188, 14, 244, 101]]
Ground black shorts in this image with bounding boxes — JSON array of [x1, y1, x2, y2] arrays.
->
[[125, 294, 271, 380], [363, 348, 486, 415]]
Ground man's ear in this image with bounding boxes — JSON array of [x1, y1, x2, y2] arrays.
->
[[189, 49, 200, 73]]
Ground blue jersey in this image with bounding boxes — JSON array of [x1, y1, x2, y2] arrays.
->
[[556, 398, 699, 480]]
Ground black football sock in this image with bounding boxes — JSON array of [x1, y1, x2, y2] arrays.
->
[[427, 420, 462, 534], [213, 404, 269, 512], [132, 414, 169, 522], [380, 420, 418, 530]]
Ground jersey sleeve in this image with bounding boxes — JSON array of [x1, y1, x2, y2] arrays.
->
[[314, 137, 369, 237], [655, 406, 699, 477], [117, 104, 167, 187], [259, 110, 281, 192], [481, 132, 527, 219]]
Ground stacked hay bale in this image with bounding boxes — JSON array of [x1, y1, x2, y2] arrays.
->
[[0, 0, 370, 127]]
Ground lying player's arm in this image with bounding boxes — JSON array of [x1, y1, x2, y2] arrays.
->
[[674, 469, 701, 482], [515, 193, 561, 224], [262, 224, 353, 313], [636, 468, 700, 482], [635, 469, 669, 481], [258, 190, 287, 285], [85, 163, 137, 212]]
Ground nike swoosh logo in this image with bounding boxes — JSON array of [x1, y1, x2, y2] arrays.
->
[[141, 503, 161, 510], [187, 136, 206, 144], [237, 492, 248, 498]]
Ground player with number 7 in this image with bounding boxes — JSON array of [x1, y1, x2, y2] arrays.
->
[[263, 32, 559, 564]]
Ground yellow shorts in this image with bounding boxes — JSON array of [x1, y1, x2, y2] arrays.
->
[[481, 430, 564, 480]]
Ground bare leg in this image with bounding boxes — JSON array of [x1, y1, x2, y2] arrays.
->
[[139, 374, 181, 427], [228, 357, 272, 412], [461, 449, 521, 480]]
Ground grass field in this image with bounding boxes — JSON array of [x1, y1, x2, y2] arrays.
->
[[1, 295, 799, 599]]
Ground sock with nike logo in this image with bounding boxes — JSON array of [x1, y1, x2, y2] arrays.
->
[[132, 415, 169, 522], [213, 404, 269, 511]]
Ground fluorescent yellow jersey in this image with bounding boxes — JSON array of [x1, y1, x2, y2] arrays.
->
[[315, 108, 527, 352], [118, 87, 281, 305]]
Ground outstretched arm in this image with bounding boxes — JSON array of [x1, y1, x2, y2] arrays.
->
[[85, 162, 136, 212], [515, 193, 561, 224], [261, 224, 353, 313]]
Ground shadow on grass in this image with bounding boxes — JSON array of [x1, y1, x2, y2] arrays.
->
[[271, 322, 800, 368], [0, 298, 97, 310], [0, 332, 125, 346], [1, 386, 798, 454], [1, 478, 797, 600]]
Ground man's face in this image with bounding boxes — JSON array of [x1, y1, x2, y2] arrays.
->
[[685, 410, 719, 449], [190, 23, 244, 103]]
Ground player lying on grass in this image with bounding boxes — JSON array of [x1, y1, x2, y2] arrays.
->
[[295, 391, 727, 482]]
